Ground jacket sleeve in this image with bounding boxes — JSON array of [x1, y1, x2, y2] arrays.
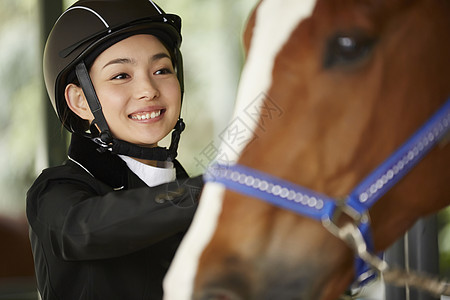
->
[[27, 167, 203, 261]]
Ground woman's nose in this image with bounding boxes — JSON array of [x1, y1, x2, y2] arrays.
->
[[135, 76, 159, 101]]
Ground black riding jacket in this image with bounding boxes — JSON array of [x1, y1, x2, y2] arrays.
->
[[26, 133, 202, 300]]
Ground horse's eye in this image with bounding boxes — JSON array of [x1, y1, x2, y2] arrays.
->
[[323, 31, 376, 69]]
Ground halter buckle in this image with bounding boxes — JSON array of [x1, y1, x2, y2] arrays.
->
[[322, 198, 369, 236]]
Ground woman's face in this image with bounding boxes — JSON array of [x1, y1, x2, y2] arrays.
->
[[88, 34, 181, 147]]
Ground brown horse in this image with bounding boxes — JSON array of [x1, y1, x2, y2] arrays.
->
[[164, 0, 450, 299]]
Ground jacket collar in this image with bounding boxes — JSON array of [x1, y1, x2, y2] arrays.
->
[[67, 133, 189, 190], [68, 133, 129, 190]]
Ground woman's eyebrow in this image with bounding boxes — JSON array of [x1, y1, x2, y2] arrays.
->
[[102, 58, 135, 69], [102, 53, 170, 69], [151, 52, 171, 62]]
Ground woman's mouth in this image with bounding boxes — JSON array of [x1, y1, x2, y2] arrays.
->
[[129, 109, 164, 120]]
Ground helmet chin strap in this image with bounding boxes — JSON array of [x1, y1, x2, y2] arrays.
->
[[75, 62, 113, 144], [75, 61, 184, 162]]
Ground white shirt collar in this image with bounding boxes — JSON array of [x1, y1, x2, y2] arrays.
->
[[119, 155, 176, 187]]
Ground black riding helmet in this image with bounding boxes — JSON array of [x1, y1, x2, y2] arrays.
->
[[43, 0, 185, 161]]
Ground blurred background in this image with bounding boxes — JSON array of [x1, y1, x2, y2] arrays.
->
[[0, 0, 448, 299]]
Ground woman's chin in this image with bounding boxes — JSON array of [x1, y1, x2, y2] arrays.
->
[[113, 131, 166, 147], [131, 139, 160, 148]]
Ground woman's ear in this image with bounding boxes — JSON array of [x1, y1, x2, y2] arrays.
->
[[65, 83, 94, 122]]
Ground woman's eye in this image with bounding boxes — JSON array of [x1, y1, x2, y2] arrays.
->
[[154, 68, 173, 75], [111, 73, 129, 80]]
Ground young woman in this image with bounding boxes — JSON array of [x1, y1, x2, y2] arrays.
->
[[26, 0, 203, 299]]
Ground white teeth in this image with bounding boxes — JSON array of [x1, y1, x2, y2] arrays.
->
[[131, 110, 161, 120]]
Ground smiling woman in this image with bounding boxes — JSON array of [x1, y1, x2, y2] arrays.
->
[[0, 0, 250, 298], [61, 0, 258, 174], [65, 34, 182, 149], [24, 0, 267, 299]]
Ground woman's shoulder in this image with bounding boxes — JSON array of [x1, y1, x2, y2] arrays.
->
[[29, 159, 101, 193], [38, 159, 95, 180]]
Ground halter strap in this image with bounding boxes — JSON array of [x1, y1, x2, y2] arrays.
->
[[205, 97, 450, 284], [348, 98, 450, 214], [206, 163, 335, 220]]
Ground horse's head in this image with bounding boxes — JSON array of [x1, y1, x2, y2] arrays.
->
[[165, 0, 450, 299]]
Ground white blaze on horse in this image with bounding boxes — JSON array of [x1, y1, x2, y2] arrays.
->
[[164, 0, 450, 299]]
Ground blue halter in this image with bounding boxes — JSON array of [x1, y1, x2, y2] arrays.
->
[[205, 97, 450, 285]]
